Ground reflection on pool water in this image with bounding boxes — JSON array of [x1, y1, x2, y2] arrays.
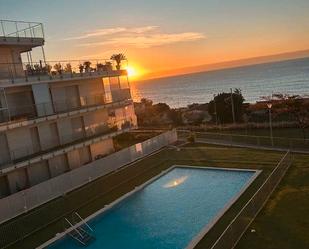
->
[[48, 166, 257, 249]]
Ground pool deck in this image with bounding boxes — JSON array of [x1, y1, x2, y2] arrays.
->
[[38, 165, 261, 249]]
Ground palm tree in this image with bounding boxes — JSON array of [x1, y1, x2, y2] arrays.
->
[[110, 53, 126, 70]]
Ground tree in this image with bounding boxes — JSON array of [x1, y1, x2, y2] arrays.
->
[[140, 98, 153, 107], [110, 53, 126, 70], [272, 94, 309, 139], [208, 89, 245, 124]]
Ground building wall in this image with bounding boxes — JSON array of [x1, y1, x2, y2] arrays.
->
[[90, 138, 114, 160], [0, 133, 10, 166], [83, 109, 108, 136], [27, 161, 50, 186], [0, 175, 10, 198], [57, 117, 74, 144], [37, 122, 60, 150], [48, 154, 69, 177], [5, 86, 35, 118], [32, 83, 54, 116], [6, 168, 28, 194], [78, 78, 104, 106], [6, 126, 33, 159], [0, 47, 24, 79]]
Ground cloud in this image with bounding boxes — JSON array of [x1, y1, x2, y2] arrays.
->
[[79, 32, 205, 48], [64, 26, 159, 40]]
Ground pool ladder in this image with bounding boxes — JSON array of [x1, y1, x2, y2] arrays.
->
[[65, 212, 95, 247]]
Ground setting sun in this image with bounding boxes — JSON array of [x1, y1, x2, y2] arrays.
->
[[126, 66, 137, 77]]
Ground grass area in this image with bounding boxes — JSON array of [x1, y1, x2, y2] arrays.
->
[[1, 144, 308, 249], [236, 153, 309, 249], [210, 127, 309, 140]]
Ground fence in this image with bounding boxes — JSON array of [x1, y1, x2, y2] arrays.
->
[[0, 20, 44, 39], [0, 129, 177, 227], [178, 130, 309, 153], [208, 150, 292, 249]]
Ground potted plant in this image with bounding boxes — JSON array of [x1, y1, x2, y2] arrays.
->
[[83, 61, 92, 72], [79, 64, 84, 73], [110, 53, 126, 70]]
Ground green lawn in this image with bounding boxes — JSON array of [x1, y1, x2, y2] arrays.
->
[[1, 144, 308, 249]]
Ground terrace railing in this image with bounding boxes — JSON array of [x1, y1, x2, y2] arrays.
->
[[0, 89, 132, 125], [0, 20, 44, 39], [209, 150, 292, 249], [0, 117, 136, 169], [0, 59, 128, 84], [0, 130, 177, 248], [177, 130, 309, 153]]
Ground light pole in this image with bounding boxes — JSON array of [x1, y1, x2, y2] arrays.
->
[[213, 94, 218, 126], [230, 88, 236, 124], [267, 102, 274, 146]]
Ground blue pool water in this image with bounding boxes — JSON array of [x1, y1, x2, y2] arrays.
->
[[48, 167, 256, 249]]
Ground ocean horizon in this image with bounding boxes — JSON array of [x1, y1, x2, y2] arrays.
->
[[131, 57, 309, 108]]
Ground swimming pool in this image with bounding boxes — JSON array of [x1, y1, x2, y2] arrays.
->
[[44, 166, 259, 249]]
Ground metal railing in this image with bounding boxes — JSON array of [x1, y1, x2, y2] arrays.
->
[[0, 130, 177, 241], [209, 150, 292, 249], [0, 59, 128, 83], [0, 89, 132, 124], [0, 117, 136, 169], [0, 20, 44, 39], [178, 130, 309, 152]]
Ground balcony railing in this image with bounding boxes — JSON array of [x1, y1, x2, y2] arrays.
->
[[0, 89, 132, 125], [0, 20, 44, 39], [0, 117, 136, 169], [0, 59, 128, 84]]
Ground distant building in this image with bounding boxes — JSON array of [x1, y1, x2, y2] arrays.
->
[[0, 20, 137, 198]]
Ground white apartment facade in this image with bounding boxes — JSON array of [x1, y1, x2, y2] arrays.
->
[[0, 20, 137, 198]]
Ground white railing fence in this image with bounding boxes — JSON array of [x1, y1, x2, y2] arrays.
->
[[209, 151, 292, 249], [178, 130, 309, 152], [0, 129, 177, 226]]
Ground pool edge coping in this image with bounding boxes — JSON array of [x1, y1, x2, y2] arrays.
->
[[38, 165, 261, 249], [185, 166, 261, 249]]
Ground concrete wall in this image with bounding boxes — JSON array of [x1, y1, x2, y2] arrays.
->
[[83, 109, 108, 136], [5, 86, 35, 118], [48, 154, 69, 177], [78, 78, 104, 106], [0, 47, 24, 79], [67, 146, 91, 170], [6, 127, 33, 159], [0, 176, 10, 198], [32, 83, 54, 116], [0, 133, 10, 166], [37, 122, 60, 150], [50, 83, 80, 112], [57, 117, 74, 144], [27, 161, 50, 186], [90, 138, 114, 160], [6, 168, 28, 194]]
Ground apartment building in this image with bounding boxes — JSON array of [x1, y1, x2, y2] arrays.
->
[[0, 20, 137, 198]]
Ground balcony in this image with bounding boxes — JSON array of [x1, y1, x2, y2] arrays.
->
[[0, 20, 44, 46], [0, 90, 132, 128], [0, 117, 136, 171], [0, 59, 128, 85]]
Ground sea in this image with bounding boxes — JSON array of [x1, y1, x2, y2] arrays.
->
[[131, 57, 309, 108]]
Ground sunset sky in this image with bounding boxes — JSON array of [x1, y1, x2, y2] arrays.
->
[[1, 0, 309, 79]]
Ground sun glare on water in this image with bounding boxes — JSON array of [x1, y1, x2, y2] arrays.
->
[[163, 176, 188, 188]]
